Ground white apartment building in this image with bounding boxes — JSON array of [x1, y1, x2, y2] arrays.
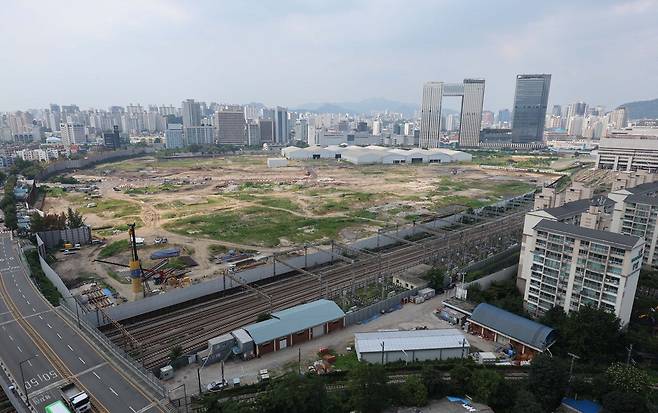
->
[[164, 124, 184, 149], [609, 181, 658, 267], [15, 149, 48, 162], [520, 218, 642, 326], [60, 122, 86, 146]]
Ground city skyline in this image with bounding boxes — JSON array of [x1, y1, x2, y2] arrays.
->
[[1, 0, 658, 112]]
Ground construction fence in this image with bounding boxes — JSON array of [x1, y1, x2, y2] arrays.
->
[[37, 225, 92, 250]]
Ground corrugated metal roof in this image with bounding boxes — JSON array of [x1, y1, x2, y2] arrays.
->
[[470, 303, 556, 351], [543, 196, 615, 220], [534, 219, 641, 249], [355, 329, 469, 353], [243, 299, 344, 345]]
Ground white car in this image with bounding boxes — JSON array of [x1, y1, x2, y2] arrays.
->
[[206, 380, 227, 392]]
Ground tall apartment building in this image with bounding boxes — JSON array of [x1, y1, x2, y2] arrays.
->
[[274, 107, 289, 144], [184, 125, 214, 146], [60, 122, 86, 146], [164, 124, 184, 149], [214, 106, 246, 145], [520, 218, 642, 325], [609, 181, 658, 267]]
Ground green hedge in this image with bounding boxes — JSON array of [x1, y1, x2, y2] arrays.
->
[[24, 249, 61, 306]]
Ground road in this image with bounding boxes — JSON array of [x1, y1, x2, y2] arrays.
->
[[0, 233, 169, 413]]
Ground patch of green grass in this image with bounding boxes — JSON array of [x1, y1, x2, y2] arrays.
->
[[350, 209, 378, 220], [433, 195, 491, 209], [44, 187, 66, 197], [98, 239, 132, 258], [25, 249, 61, 306], [80, 199, 140, 219], [164, 207, 363, 247], [254, 196, 300, 211], [334, 351, 360, 370], [106, 269, 131, 284]]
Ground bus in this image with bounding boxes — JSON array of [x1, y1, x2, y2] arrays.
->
[[44, 400, 71, 413]]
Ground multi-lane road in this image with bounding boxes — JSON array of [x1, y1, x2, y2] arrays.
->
[[0, 233, 170, 413]]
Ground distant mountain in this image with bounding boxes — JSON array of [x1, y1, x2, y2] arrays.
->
[[294, 98, 419, 116], [618, 98, 658, 119]]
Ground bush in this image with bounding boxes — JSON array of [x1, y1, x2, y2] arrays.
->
[[24, 249, 61, 306]]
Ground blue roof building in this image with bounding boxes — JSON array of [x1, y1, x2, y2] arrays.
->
[[560, 398, 602, 413], [243, 299, 345, 357], [468, 303, 556, 359]]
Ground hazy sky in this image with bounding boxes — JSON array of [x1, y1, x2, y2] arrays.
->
[[2, 0, 658, 112]]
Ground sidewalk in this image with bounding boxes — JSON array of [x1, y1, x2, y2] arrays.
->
[[165, 290, 495, 395]]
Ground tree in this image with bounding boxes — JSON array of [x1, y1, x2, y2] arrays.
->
[[602, 391, 647, 413], [512, 390, 544, 413], [420, 366, 448, 398], [30, 213, 46, 232], [449, 364, 472, 395], [539, 306, 567, 329], [426, 267, 447, 291], [348, 363, 389, 413], [605, 363, 650, 394], [557, 306, 624, 363], [527, 354, 569, 411], [66, 207, 84, 228], [168, 345, 183, 363], [257, 372, 328, 413], [397, 376, 428, 407], [468, 369, 503, 405]]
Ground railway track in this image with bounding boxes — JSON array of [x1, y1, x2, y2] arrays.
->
[[106, 202, 530, 369]]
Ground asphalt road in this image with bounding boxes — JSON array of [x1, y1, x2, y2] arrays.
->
[[0, 233, 167, 413]]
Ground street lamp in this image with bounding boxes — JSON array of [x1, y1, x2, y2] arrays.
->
[[567, 352, 580, 383], [19, 354, 38, 406]]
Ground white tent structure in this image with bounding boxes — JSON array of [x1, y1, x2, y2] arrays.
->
[[281, 145, 472, 165]]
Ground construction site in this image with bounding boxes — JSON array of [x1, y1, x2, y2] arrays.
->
[[34, 152, 600, 372], [40, 154, 556, 300]]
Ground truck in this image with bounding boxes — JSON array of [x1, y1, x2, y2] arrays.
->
[[45, 400, 72, 413], [60, 382, 91, 413]]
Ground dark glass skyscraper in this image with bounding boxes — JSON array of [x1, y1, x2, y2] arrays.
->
[[511, 74, 551, 143]]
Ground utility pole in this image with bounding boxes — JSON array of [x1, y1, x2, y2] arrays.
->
[[626, 343, 633, 365], [567, 352, 580, 383], [381, 341, 385, 365]]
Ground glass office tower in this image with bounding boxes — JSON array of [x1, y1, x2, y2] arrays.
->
[[511, 74, 551, 143]]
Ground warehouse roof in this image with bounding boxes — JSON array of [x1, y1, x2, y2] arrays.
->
[[243, 299, 344, 345], [534, 219, 641, 249], [355, 329, 469, 353], [470, 303, 556, 351]]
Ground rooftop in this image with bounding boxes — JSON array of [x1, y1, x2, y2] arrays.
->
[[543, 196, 614, 220], [243, 299, 344, 345], [355, 329, 469, 353], [534, 219, 642, 250], [470, 303, 556, 351]]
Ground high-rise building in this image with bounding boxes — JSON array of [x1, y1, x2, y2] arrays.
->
[[182, 99, 202, 129], [551, 105, 562, 117], [567, 116, 584, 136], [184, 125, 214, 146], [60, 122, 86, 146], [274, 106, 289, 144], [214, 106, 246, 145], [165, 124, 184, 149], [511, 74, 551, 143], [259, 119, 274, 143], [419, 79, 485, 148], [481, 111, 494, 128], [372, 120, 382, 136], [293, 118, 309, 142], [103, 125, 121, 149], [497, 109, 511, 125], [610, 107, 628, 129], [246, 120, 261, 146]]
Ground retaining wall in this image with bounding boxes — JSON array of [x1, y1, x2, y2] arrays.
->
[[36, 147, 153, 180], [344, 289, 420, 326], [33, 235, 73, 302], [465, 264, 518, 290]]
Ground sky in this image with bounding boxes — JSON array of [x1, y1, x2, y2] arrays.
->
[[1, 0, 658, 112]]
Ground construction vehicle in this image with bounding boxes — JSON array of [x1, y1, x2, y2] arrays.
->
[[60, 382, 91, 412]]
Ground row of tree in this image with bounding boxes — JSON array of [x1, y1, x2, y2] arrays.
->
[[0, 174, 18, 230], [30, 207, 84, 232]]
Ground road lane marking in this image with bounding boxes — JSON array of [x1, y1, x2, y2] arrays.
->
[[8, 335, 13, 341], [78, 357, 86, 365], [46, 323, 52, 329], [56, 333, 62, 340], [16, 345, 22, 352], [109, 387, 118, 396], [27, 360, 32, 367], [129, 406, 137, 413], [67, 344, 74, 351], [93, 372, 100, 380]]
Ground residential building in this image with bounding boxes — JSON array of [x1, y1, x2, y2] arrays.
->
[[182, 99, 202, 128], [60, 122, 86, 146], [214, 106, 246, 145], [511, 74, 551, 143], [610, 107, 628, 129], [103, 125, 121, 149], [246, 120, 261, 146], [517, 207, 643, 326], [184, 125, 214, 146], [15, 149, 48, 162], [164, 124, 184, 149]]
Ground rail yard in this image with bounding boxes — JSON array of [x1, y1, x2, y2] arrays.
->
[[103, 194, 533, 369]]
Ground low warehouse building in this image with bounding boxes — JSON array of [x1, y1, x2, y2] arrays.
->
[[243, 299, 345, 357], [468, 303, 556, 360], [355, 329, 470, 364]]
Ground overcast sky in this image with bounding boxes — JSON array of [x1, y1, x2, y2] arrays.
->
[[1, 0, 657, 112]]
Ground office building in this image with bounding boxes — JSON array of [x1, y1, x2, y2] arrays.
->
[[610, 107, 628, 129], [259, 119, 274, 143], [246, 120, 261, 146], [60, 122, 86, 146], [165, 124, 184, 149], [596, 132, 658, 172], [497, 109, 511, 125], [182, 99, 201, 128], [215, 106, 246, 145], [293, 119, 309, 142], [511, 74, 551, 143], [372, 120, 382, 136], [419, 79, 485, 148], [518, 213, 643, 325], [274, 106, 289, 144], [103, 125, 121, 149]]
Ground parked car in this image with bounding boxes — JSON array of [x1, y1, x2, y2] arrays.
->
[[206, 380, 227, 392]]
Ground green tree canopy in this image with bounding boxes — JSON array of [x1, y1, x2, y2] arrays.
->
[[512, 390, 544, 413], [468, 369, 503, 405], [396, 375, 428, 407], [527, 354, 569, 411], [348, 363, 389, 413], [605, 363, 650, 395]]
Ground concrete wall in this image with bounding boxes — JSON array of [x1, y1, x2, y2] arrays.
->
[[465, 264, 518, 290], [360, 346, 468, 364], [36, 147, 153, 180], [33, 236, 73, 303], [344, 289, 419, 326], [37, 226, 92, 250]]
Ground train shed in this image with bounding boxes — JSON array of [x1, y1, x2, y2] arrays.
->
[[467, 303, 556, 360], [243, 299, 345, 357]]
